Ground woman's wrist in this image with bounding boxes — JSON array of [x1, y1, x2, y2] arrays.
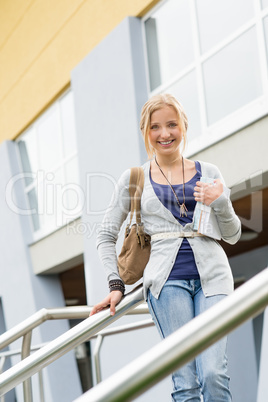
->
[[109, 279, 125, 295]]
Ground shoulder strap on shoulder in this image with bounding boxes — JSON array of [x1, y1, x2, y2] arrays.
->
[[128, 167, 144, 225], [134, 167, 144, 225]]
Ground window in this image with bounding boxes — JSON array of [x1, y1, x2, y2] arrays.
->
[[143, 0, 268, 155], [17, 90, 81, 240], [145, 0, 194, 90], [203, 27, 262, 125], [262, 0, 268, 9], [263, 15, 268, 63], [196, 0, 254, 54]]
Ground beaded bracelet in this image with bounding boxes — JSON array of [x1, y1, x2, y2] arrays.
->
[[109, 280, 125, 295]]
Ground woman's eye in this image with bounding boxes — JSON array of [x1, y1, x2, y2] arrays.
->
[[151, 125, 159, 130], [169, 123, 177, 127]]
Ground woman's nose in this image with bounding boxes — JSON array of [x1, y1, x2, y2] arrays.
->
[[160, 127, 170, 138]]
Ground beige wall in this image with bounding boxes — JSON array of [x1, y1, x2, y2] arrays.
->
[[29, 218, 84, 274], [0, 0, 159, 142]]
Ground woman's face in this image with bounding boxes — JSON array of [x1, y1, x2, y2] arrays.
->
[[149, 105, 183, 159]]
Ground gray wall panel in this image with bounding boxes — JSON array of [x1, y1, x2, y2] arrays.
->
[[257, 307, 268, 402], [0, 140, 82, 401]]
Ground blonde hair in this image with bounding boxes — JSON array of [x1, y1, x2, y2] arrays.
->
[[140, 93, 188, 158]]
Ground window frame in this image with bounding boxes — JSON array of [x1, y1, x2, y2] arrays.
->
[[142, 0, 268, 156]]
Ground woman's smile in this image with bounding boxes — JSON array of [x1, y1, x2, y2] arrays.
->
[[159, 140, 174, 145]]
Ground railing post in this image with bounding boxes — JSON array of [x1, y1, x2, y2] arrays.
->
[[0, 356, 5, 402], [94, 335, 104, 384], [91, 319, 154, 384], [21, 331, 33, 402], [38, 370, 45, 402]]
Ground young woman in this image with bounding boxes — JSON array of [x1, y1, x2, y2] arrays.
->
[[90, 94, 241, 401]]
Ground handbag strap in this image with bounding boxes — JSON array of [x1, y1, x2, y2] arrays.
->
[[128, 167, 144, 225], [128, 167, 148, 248]]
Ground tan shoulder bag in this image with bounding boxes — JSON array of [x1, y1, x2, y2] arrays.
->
[[117, 167, 151, 285]]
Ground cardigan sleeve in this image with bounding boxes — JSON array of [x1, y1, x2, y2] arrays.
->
[[96, 168, 131, 281], [205, 163, 241, 245]]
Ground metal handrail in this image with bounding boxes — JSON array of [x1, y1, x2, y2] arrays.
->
[[74, 267, 268, 402], [0, 285, 148, 401], [0, 284, 145, 396], [0, 320, 154, 396], [0, 302, 149, 352]]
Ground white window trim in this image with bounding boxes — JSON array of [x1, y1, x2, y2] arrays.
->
[[142, 0, 268, 157]]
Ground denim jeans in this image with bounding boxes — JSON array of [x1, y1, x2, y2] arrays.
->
[[147, 279, 232, 402]]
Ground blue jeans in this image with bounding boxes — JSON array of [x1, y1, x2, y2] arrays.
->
[[147, 280, 232, 402]]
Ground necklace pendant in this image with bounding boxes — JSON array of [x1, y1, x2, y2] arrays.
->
[[155, 157, 188, 218], [180, 203, 188, 218]]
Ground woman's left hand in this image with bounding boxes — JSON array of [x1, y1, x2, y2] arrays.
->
[[194, 179, 223, 206]]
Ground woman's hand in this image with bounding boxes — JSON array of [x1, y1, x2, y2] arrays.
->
[[194, 179, 223, 206], [89, 290, 123, 317]]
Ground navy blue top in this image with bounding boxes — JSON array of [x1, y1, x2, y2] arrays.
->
[[150, 161, 201, 279]]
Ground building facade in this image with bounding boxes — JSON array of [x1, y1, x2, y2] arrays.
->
[[0, 1, 268, 401]]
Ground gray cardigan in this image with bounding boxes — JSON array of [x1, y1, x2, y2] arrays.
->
[[96, 160, 241, 300]]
